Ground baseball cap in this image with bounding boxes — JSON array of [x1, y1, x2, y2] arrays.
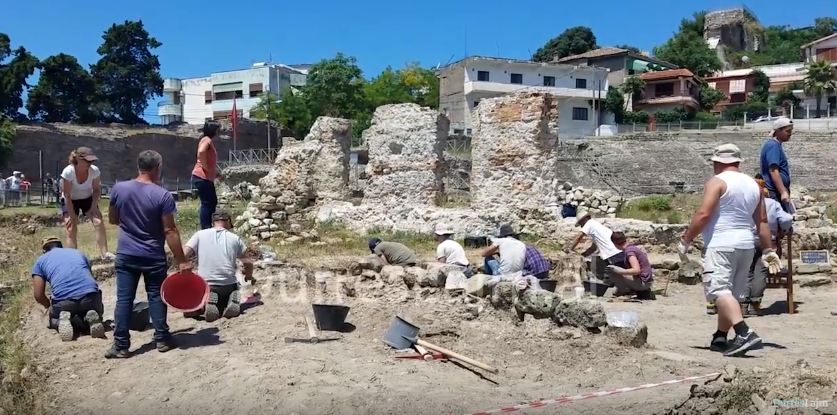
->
[[710, 143, 743, 165], [41, 236, 61, 249], [771, 117, 793, 134], [75, 147, 98, 162], [434, 223, 454, 236]]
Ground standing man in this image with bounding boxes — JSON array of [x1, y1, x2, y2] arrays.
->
[[679, 144, 779, 357], [106, 150, 191, 359], [184, 210, 254, 322], [760, 117, 793, 211]]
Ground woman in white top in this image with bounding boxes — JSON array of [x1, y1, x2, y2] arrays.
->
[[61, 147, 112, 259]]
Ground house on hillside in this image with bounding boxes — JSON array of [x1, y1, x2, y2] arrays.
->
[[437, 56, 609, 138], [556, 47, 676, 87], [633, 69, 702, 114], [802, 32, 837, 64], [704, 69, 757, 113]]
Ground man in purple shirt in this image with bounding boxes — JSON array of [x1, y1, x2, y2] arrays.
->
[[105, 150, 190, 359], [606, 231, 654, 300]]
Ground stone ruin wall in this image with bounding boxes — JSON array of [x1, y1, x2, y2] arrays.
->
[[704, 8, 761, 52]]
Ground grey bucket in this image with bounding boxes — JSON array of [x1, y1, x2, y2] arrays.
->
[[312, 303, 350, 332], [382, 315, 420, 349]]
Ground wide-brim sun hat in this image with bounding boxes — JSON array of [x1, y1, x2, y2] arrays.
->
[[710, 143, 743, 164]]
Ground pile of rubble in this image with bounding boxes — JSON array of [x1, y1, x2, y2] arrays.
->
[[666, 361, 837, 415], [557, 182, 624, 218]]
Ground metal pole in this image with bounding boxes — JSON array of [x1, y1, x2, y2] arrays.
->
[[267, 92, 272, 154], [38, 151, 43, 206], [743, 112, 747, 127]]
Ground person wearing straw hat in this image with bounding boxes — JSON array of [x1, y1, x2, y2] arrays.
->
[[481, 224, 526, 275], [679, 143, 780, 357], [183, 210, 255, 322], [60, 147, 113, 260], [759, 117, 794, 212], [433, 223, 472, 277], [31, 236, 105, 342]]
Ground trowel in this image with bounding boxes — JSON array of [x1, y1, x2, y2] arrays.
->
[[284, 315, 341, 344]]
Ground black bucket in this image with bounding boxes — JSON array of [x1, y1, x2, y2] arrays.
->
[[583, 280, 610, 297], [539, 280, 557, 292], [130, 301, 150, 331], [562, 203, 577, 218], [464, 236, 489, 249], [312, 303, 350, 332], [382, 315, 420, 349]]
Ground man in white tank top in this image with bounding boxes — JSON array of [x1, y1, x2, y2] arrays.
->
[[678, 144, 779, 357]]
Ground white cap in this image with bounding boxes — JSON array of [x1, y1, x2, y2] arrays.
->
[[772, 117, 793, 133], [434, 223, 454, 236]]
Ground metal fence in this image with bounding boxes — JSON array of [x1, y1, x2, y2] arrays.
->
[[616, 116, 837, 134], [220, 148, 280, 169]]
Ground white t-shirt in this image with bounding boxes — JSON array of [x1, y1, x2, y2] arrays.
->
[[436, 239, 469, 266], [582, 219, 622, 259], [490, 237, 526, 274], [186, 228, 247, 286], [61, 165, 100, 200], [703, 170, 759, 249]]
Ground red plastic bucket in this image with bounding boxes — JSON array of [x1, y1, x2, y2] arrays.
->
[[161, 270, 210, 312]]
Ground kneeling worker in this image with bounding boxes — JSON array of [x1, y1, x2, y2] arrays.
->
[[481, 224, 526, 275], [184, 210, 255, 322], [31, 236, 105, 341], [607, 231, 655, 300], [434, 223, 472, 276], [369, 238, 419, 266]]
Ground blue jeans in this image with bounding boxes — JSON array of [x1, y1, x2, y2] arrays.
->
[[485, 258, 501, 276], [113, 254, 170, 350], [191, 175, 217, 230]]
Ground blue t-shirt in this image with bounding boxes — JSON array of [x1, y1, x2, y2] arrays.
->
[[110, 180, 176, 259], [759, 138, 790, 194], [31, 248, 99, 302]]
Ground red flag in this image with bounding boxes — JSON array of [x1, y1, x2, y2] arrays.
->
[[231, 97, 238, 148]]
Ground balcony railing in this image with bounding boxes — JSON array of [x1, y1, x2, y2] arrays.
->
[[163, 78, 182, 92], [157, 101, 182, 116]]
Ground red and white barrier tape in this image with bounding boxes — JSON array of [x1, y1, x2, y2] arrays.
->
[[468, 372, 721, 415]]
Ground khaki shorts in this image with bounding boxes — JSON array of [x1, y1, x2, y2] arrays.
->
[[703, 247, 755, 302]]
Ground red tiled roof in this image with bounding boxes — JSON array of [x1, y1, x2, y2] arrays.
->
[[639, 68, 696, 81]]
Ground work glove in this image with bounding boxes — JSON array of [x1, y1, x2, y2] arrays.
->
[[606, 265, 627, 275], [761, 249, 782, 275], [677, 239, 690, 256]]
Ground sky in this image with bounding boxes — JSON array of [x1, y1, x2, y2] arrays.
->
[[2, 0, 834, 122]]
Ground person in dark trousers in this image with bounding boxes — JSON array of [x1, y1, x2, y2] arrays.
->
[[759, 117, 793, 212], [106, 150, 191, 359], [607, 231, 654, 300], [192, 121, 221, 229], [31, 236, 106, 342]]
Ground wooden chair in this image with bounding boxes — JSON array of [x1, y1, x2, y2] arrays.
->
[[765, 229, 795, 314]]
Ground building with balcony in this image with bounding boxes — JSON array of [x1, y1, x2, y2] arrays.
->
[[633, 69, 701, 114], [803, 32, 837, 65], [556, 47, 677, 87], [437, 56, 610, 138], [159, 62, 309, 125]]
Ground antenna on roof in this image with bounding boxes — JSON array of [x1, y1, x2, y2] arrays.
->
[[464, 24, 468, 58]]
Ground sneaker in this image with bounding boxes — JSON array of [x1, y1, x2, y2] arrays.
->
[[57, 311, 74, 342], [84, 310, 106, 339], [710, 336, 727, 352], [157, 338, 176, 353], [204, 291, 220, 323], [222, 290, 241, 319], [100, 252, 116, 261], [104, 346, 131, 359], [723, 331, 763, 357], [706, 303, 717, 315]]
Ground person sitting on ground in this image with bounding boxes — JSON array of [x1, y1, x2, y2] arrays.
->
[[184, 210, 255, 322], [433, 223, 472, 276], [31, 236, 106, 342], [481, 224, 527, 276], [606, 232, 655, 300], [368, 238, 419, 266], [565, 213, 624, 281]]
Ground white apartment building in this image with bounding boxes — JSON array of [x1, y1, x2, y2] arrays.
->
[[158, 62, 309, 125], [437, 56, 610, 138]]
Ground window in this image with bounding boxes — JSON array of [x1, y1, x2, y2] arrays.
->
[[204, 91, 213, 104], [477, 71, 490, 82], [730, 93, 746, 103], [575, 78, 587, 89], [249, 83, 264, 98], [543, 76, 556, 87], [453, 128, 464, 135], [572, 107, 589, 121], [466, 128, 472, 136], [510, 73, 523, 84], [214, 90, 243, 100], [655, 82, 674, 97], [729, 79, 746, 94]]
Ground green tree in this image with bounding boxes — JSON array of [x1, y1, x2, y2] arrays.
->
[[620, 76, 646, 111], [0, 116, 13, 169], [90, 20, 162, 124], [814, 17, 837, 37], [604, 86, 625, 123], [399, 63, 439, 108], [250, 89, 312, 139], [678, 11, 707, 37], [26, 54, 96, 122], [774, 85, 801, 116], [305, 53, 366, 119], [653, 30, 722, 77], [532, 26, 597, 62], [364, 66, 412, 109], [804, 60, 837, 118], [699, 84, 726, 111], [0, 33, 38, 120], [750, 70, 771, 103]]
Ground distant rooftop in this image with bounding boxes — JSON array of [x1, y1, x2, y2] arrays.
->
[[639, 68, 697, 81], [438, 55, 607, 71], [556, 47, 677, 69], [801, 32, 837, 49]]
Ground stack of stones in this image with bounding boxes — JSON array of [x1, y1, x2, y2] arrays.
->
[[556, 182, 623, 218], [791, 187, 833, 229]]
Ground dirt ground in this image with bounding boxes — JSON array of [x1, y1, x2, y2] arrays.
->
[[20, 263, 837, 415]]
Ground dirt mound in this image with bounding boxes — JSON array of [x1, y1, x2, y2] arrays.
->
[[666, 361, 837, 415]]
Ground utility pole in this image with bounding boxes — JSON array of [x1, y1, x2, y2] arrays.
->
[[267, 90, 272, 156]]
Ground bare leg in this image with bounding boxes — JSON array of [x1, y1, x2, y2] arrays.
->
[[89, 207, 109, 257], [716, 294, 743, 332], [65, 215, 78, 249]]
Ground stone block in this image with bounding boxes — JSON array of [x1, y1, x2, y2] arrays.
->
[[553, 298, 607, 328], [796, 275, 832, 287], [381, 265, 406, 285], [465, 274, 494, 297], [514, 289, 561, 319], [605, 323, 648, 348], [358, 255, 383, 273], [416, 265, 445, 287], [490, 281, 515, 310], [360, 269, 378, 281]]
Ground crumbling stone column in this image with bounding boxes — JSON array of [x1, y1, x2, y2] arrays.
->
[[470, 92, 559, 214], [308, 117, 351, 202], [362, 104, 448, 206]]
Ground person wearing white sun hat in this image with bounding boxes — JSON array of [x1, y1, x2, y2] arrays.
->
[[433, 223, 472, 277]]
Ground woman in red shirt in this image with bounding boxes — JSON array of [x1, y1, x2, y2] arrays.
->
[[191, 121, 220, 229]]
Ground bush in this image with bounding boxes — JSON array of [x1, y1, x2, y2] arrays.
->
[[623, 111, 650, 124], [694, 111, 719, 122], [654, 109, 687, 123]]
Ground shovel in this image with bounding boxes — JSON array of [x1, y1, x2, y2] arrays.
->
[[383, 316, 498, 373], [284, 315, 341, 344]]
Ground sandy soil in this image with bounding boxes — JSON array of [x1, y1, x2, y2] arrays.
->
[[22, 271, 837, 415]]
